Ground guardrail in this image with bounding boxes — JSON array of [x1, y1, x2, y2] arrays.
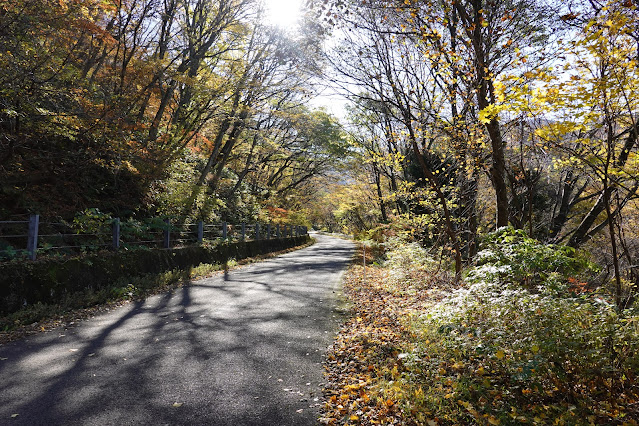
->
[[0, 215, 308, 261]]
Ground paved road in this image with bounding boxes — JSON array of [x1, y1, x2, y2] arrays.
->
[[0, 234, 354, 425]]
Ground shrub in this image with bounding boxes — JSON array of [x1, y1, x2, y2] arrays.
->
[[466, 227, 597, 292], [414, 279, 639, 423], [398, 228, 639, 423], [385, 239, 436, 283]]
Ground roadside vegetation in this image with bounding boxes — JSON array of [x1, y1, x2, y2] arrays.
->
[[316, 2, 639, 422], [0, 0, 343, 245], [0, 239, 312, 344], [322, 231, 639, 425]]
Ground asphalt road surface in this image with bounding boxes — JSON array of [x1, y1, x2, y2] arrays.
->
[[0, 233, 354, 425]]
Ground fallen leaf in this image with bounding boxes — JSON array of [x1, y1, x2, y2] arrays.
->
[[495, 350, 505, 360], [11, 414, 19, 418], [172, 402, 183, 408]]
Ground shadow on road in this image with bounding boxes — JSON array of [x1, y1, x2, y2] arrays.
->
[[0, 235, 354, 425]]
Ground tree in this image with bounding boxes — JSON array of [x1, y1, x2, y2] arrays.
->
[[496, 1, 639, 307]]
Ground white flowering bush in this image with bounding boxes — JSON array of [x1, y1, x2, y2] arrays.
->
[[465, 227, 597, 292]]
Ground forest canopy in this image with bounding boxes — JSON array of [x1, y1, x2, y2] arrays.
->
[[0, 0, 344, 225]]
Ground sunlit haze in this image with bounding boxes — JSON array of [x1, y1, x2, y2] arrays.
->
[[263, 0, 304, 29]]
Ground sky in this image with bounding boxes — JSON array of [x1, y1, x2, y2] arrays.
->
[[263, 0, 304, 29], [262, 0, 350, 122]]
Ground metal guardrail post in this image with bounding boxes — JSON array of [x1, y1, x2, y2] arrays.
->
[[112, 218, 120, 250], [276, 224, 281, 239], [27, 214, 39, 260], [163, 219, 171, 248], [222, 221, 228, 240], [241, 223, 246, 240], [267, 224, 271, 240], [197, 221, 204, 243], [255, 223, 260, 241]]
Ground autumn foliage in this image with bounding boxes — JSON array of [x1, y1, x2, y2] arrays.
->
[[325, 239, 639, 424], [0, 0, 344, 224]]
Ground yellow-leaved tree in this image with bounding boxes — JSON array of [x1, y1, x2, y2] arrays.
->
[[493, 1, 639, 308]]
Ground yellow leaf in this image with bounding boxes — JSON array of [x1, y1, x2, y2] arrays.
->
[[350, 414, 360, 421], [532, 344, 539, 353], [172, 402, 183, 408], [495, 350, 505, 360]]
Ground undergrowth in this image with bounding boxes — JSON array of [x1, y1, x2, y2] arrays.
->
[[323, 228, 639, 425]]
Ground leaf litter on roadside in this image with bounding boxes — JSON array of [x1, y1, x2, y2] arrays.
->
[[321, 246, 440, 425]]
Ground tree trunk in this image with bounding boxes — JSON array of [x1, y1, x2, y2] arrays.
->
[[409, 137, 462, 278], [568, 128, 637, 247], [454, 0, 509, 228], [373, 162, 388, 222]]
